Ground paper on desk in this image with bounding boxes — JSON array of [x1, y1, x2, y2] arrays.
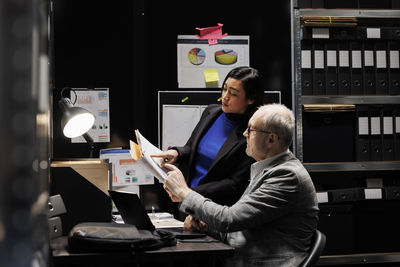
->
[[129, 130, 168, 183]]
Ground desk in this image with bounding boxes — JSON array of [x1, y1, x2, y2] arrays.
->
[[51, 236, 234, 267]]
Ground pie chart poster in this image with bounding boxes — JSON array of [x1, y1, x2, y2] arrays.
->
[[177, 35, 249, 88]]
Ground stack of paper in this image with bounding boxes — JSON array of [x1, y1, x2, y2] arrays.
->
[[130, 130, 168, 183]]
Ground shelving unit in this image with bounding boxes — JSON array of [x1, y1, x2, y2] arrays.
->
[[291, 2, 400, 265]]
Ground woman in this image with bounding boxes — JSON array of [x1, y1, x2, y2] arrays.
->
[[153, 66, 263, 207]]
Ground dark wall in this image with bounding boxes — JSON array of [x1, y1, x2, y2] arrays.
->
[[52, 0, 291, 158]]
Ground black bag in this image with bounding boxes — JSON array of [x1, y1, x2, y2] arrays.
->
[[68, 222, 176, 253]]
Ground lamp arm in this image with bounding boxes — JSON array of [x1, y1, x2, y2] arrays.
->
[[82, 132, 94, 158]]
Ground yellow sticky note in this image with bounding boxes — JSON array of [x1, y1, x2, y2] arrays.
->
[[204, 69, 219, 88]]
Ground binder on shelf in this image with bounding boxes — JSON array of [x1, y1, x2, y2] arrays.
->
[[356, 105, 371, 161], [362, 41, 376, 95], [325, 42, 338, 95], [311, 0, 324, 8], [301, 41, 313, 95], [313, 41, 325, 95], [369, 106, 383, 161], [350, 42, 363, 95], [338, 41, 351, 95], [382, 107, 395, 160], [384, 186, 400, 200], [358, 27, 382, 40], [329, 188, 365, 203], [388, 41, 400, 95], [297, 0, 312, 8], [395, 107, 400, 160], [330, 27, 358, 40], [375, 41, 389, 95], [381, 27, 400, 40]]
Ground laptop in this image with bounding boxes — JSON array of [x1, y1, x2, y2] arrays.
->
[[108, 190, 206, 239]]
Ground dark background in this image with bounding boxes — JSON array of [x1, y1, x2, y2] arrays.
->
[[51, 0, 292, 158]]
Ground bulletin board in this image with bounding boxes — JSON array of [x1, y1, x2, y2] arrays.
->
[[177, 35, 250, 88], [158, 90, 281, 150]]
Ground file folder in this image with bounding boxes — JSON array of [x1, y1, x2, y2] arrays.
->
[[362, 41, 376, 95], [395, 108, 400, 160], [369, 106, 383, 161], [375, 41, 389, 95], [338, 42, 351, 95], [311, 0, 324, 8], [388, 41, 400, 95], [301, 41, 313, 95], [325, 42, 338, 95], [313, 41, 325, 95], [298, 0, 312, 8], [350, 42, 363, 95], [382, 107, 395, 160], [330, 27, 357, 40], [356, 105, 371, 161], [381, 27, 400, 39]]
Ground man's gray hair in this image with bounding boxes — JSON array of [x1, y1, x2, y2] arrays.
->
[[257, 104, 295, 149]]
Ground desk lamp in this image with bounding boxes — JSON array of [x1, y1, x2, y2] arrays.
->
[[59, 87, 95, 157]]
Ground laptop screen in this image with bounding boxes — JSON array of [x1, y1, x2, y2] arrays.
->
[[109, 190, 155, 231]]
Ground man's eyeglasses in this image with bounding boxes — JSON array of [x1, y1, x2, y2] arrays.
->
[[246, 126, 272, 136]]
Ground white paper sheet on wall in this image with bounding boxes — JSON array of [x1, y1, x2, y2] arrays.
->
[[70, 88, 110, 143], [177, 35, 250, 88], [162, 105, 207, 150]]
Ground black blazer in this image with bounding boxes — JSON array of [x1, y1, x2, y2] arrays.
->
[[173, 104, 254, 206]]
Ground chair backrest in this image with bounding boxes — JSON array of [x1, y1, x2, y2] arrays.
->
[[299, 230, 326, 267]]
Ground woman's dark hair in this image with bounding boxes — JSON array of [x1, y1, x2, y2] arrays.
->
[[222, 66, 264, 115]]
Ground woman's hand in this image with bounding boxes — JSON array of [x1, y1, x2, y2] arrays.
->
[[163, 163, 191, 201], [151, 149, 178, 167]]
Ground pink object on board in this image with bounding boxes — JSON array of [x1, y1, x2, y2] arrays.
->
[[195, 23, 228, 45]]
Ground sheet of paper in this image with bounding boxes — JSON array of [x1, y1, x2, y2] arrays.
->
[[134, 130, 168, 182], [177, 35, 249, 88], [162, 105, 202, 150], [71, 88, 110, 143]]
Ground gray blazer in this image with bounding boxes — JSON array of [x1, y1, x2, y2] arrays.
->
[[180, 150, 319, 267]]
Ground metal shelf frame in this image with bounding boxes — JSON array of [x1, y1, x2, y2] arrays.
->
[[318, 252, 400, 265], [291, 6, 400, 162], [291, 3, 400, 265], [304, 161, 400, 172]]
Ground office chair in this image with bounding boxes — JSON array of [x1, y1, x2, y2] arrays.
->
[[299, 230, 326, 267]]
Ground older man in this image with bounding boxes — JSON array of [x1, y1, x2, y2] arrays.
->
[[164, 104, 319, 267]]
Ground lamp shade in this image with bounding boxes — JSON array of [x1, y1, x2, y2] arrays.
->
[[59, 97, 95, 138]]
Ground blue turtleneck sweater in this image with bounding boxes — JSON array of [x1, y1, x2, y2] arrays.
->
[[190, 112, 239, 187]]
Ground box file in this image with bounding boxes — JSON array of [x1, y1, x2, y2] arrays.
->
[[375, 41, 389, 95], [313, 41, 326, 95], [330, 28, 358, 40], [382, 107, 395, 160], [350, 42, 363, 95], [356, 105, 371, 161], [325, 42, 338, 95], [297, 0, 312, 8], [338, 41, 351, 95], [384, 186, 400, 200], [303, 111, 355, 162], [388, 41, 400, 95], [301, 41, 313, 95], [318, 204, 354, 255], [392, 0, 400, 8], [395, 108, 400, 160], [311, 0, 324, 8], [329, 188, 364, 203], [369, 106, 383, 161], [359, 0, 391, 9], [381, 27, 400, 39], [362, 41, 376, 95]]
